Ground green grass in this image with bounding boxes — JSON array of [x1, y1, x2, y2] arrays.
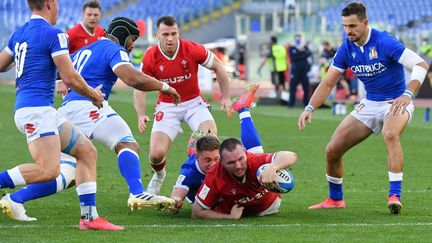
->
[[0, 84, 431, 242]]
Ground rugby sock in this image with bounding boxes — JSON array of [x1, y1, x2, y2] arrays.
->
[[118, 148, 144, 195], [239, 108, 263, 153], [150, 158, 166, 173], [0, 170, 14, 189], [326, 174, 343, 200], [77, 182, 99, 221], [10, 180, 57, 203], [388, 171, 403, 198], [0, 167, 26, 189]]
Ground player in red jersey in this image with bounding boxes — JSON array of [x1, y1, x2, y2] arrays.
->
[[192, 138, 297, 219], [133, 16, 233, 195], [56, 1, 105, 95]]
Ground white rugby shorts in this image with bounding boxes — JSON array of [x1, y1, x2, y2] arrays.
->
[[257, 197, 282, 216], [350, 98, 414, 134], [58, 100, 135, 150], [14, 106, 66, 143], [151, 96, 214, 141]]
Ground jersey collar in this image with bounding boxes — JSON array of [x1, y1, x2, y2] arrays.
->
[[80, 22, 96, 36], [30, 15, 49, 23], [158, 39, 180, 61], [194, 159, 206, 176], [354, 27, 372, 52]]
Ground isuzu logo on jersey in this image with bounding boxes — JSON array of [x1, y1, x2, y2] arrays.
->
[[236, 190, 269, 204], [160, 73, 192, 84]]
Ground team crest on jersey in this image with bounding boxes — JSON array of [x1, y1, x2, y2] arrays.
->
[[155, 111, 164, 121], [369, 47, 378, 60], [24, 123, 36, 135], [181, 59, 190, 72], [159, 65, 164, 71]]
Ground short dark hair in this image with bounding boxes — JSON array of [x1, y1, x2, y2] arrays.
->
[[27, 0, 46, 11], [83, 0, 101, 12], [157, 16, 178, 28], [342, 2, 367, 20], [196, 136, 220, 153], [219, 138, 242, 161], [271, 36, 277, 44]]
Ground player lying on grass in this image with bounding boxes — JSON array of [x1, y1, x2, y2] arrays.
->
[[168, 85, 297, 219]]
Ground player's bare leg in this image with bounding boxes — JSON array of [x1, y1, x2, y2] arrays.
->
[[147, 132, 172, 195], [309, 115, 372, 209], [196, 120, 217, 136], [382, 111, 409, 215]]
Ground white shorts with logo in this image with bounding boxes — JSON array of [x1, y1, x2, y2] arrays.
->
[[350, 98, 414, 134], [257, 197, 282, 216], [151, 96, 214, 141], [58, 100, 135, 150], [14, 106, 67, 143]]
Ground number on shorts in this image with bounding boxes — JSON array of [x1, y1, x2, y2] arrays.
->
[[14, 42, 28, 78]]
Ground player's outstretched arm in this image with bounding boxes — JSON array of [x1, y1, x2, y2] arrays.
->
[[259, 151, 297, 190], [115, 64, 180, 104], [0, 50, 14, 72], [191, 201, 243, 220], [169, 188, 189, 214], [54, 54, 104, 108], [298, 66, 342, 131], [211, 56, 233, 117], [133, 90, 150, 133]]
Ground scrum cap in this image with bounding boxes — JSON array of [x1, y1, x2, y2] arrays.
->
[[106, 17, 139, 48]]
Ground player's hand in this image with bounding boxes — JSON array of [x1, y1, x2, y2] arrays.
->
[[388, 95, 411, 116], [298, 110, 313, 131], [230, 204, 244, 220], [220, 97, 234, 118], [91, 84, 105, 109], [259, 165, 279, 191], [56, 80, 68, 96], [168, 197, 184, 214], [137, 115, 151, 133], [162, 86, 181, 105]]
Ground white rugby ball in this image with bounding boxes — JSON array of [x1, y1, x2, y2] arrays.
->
[[256, 164, 295, 193]]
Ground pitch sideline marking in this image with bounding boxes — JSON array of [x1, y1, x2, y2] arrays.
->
[[1, 222, 432, 229]]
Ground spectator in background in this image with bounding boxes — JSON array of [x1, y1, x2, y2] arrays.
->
[[321, 41, 336, 62], [288, 34, 312, 107], [419, 38, 432, 84], [57, 1, 106, 96], [258, 36, 288, 102]]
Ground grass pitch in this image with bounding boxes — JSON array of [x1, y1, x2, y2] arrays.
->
[[0, 84, 431, 242]]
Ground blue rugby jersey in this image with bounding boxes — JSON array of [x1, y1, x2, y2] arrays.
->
[[6, 15, 69, 111], [332, 28, 406, 101], [174, 154, 206, 203], [63, 38, 131, 103]]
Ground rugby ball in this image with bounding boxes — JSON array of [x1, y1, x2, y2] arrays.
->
[[256, 164, 295, 193]]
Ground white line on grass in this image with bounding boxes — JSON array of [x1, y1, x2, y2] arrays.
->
[[1, 222, 431, 229]]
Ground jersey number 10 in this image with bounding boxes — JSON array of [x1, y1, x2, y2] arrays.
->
[[14, 42, 27, 79]]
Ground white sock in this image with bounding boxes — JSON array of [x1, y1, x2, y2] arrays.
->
[[7, 167, 26, 186]]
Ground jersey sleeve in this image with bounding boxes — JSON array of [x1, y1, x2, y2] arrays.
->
[[47, 28, 70, 58], [331, 42, 348, 72], [5, 33, 15, 57], [106, 45, 132, 71], [173, 165, 197, 191], [195, 174, 219, 210], [189, 41, 214, 69], [248, 152, 275, 174], [141, 50, 154, 76], [381, 32, 405, 61]]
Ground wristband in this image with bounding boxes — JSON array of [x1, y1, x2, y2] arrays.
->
[[403, 90, 414, 99], [161, 82, 170, 92], [305, 105, 314, 112]]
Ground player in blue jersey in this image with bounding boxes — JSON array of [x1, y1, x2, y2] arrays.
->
[[169, 84, 265, 213], [298, 2, 429, 214], [0, 17, 181, 221], [0, 0, 126, 230]]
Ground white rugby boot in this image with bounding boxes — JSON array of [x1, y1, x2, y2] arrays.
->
[[0, 193, 37, 221], [127, 192, 175, 211]]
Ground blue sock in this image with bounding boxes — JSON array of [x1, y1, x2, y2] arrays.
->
[[0, 171, 15, 189], [389, 181, 402, 198], [329, 182, 343, 200], [79, 193, 96, 206], [10, 180, 57, 204], [118, 149, 144, 195], [239, 108, 262, 151]]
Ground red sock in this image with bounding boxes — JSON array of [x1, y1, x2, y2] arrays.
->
[[150, 158, 166, 172]]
